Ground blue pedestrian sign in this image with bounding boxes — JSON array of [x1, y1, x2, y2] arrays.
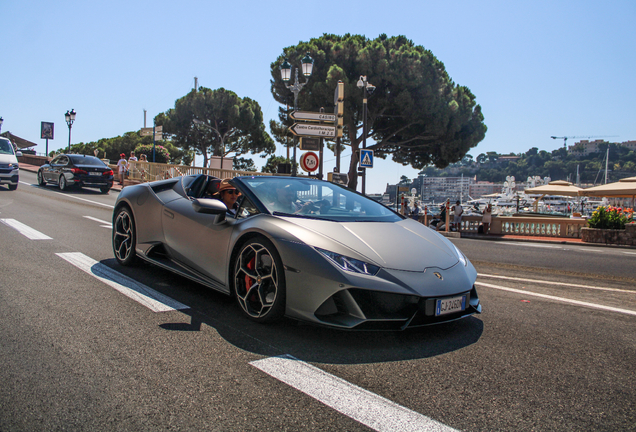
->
[[360, 149, 374, 168]]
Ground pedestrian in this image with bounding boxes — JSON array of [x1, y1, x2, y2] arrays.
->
[[436, 203, 447, 231], [116, 153, 127, 186], [451, 200, 463, 232], [411, 202, 420, 220], [482, 203, 492, 234]]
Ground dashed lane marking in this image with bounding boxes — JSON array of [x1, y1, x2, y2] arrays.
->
[[0, 218, 52, 240], [251, 354, 459, 432], [83, 215, 112, 229], [57, 252, 189, 313]]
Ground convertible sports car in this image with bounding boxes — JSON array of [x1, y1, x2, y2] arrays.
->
[[112, 174, 481, 330]]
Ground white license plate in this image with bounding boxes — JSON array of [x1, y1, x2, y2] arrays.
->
[[89, 172, 101, 176], [436, 295, 466, 316]]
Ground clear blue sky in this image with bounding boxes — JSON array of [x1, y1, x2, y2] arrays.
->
[[3, 0, 635, 194]]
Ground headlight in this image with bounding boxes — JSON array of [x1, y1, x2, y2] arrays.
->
[[9, 163, 19, 170], [316, 248, 380, 276], [452, 243, 467, 266]]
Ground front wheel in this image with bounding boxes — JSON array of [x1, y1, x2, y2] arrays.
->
[[113, 206, 138, 266], [59, 175, 69, 191], [8, 184, 17, 191], [37, 171, 46, 186], [233, 237, 286, 323]]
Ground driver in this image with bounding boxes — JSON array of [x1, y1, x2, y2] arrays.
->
[[214, 179, 241, 215]]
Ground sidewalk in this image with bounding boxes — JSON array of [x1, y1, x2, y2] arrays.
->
[[20, 162, 634, 249]]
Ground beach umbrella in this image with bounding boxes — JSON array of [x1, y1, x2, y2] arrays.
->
[[523, 180, 583, 197], [578, 176, 636, 207]]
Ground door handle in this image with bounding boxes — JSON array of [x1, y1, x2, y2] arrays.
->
[[163, 209, 174, 219]]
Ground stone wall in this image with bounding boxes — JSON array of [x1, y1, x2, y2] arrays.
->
[[581, 224, 636, 246]]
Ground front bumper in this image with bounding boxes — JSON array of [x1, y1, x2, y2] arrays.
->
[[0, 167, 19, 185]]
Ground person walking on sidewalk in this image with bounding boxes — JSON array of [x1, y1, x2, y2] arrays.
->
[[116, 153, 127, 186]]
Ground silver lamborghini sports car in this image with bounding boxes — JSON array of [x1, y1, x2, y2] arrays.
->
[[112, 175, 481, 330]]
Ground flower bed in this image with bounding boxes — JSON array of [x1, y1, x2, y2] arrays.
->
[[582, 206, 635, 245]]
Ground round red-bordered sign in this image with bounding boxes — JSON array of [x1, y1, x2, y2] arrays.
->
[[300, 151, 319, 172]]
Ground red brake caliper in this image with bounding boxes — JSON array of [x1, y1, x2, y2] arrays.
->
[[245, 256, 256, 299]]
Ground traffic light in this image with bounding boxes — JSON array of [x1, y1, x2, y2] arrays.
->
[[334, 81, 344, 138]]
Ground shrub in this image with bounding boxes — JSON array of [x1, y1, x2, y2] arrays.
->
[[587, 206, 634, 230], [134, 144, 170, 164]]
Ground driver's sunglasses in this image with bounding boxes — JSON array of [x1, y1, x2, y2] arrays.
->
[[224, 189, 240, 195]]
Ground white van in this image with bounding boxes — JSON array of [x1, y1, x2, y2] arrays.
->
[[0, 137, 22, 191]]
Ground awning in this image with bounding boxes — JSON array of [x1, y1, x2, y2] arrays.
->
[[578, 177, 636, 198], [0, 131, 38, 150], [524, 180, 583, 197]]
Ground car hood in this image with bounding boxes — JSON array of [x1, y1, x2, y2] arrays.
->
[[0, 154, 18, 164], [281, 218, 460, 271]]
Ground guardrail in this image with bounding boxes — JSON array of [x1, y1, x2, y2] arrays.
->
[[417, 214, 587, 239]]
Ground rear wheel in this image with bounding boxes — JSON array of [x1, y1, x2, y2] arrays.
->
[[233, 237, 286, 323], [113, 206, 138, 266], [37, 171, 46, 186], [59, 175, 69, 191]]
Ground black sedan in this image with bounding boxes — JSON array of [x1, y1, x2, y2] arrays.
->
[[38, 154, 114, 193]]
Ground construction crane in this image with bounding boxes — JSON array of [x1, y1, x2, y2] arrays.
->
[[550, 135, 618, 149]]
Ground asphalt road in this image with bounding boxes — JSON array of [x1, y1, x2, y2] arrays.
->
[[1, 171, 634, 431]]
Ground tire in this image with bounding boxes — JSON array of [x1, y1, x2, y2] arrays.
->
[[100, 186, 110, 194], [233, 237, 286, 323], [37, 171, 46, 186], [59, 175, 68, 191], [8, 184, 17, 191], [113, 206, 138, 266]]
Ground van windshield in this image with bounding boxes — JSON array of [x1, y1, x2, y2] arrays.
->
[[0, 139, 15, 155]]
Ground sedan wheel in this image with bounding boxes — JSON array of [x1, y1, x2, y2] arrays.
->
[[37, 171, 46, 186], [113, 207, 138, 266], [59, 175, 68, 191], [233, 238, 286, 323]]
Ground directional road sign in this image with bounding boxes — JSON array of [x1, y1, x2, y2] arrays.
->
[[290, 123, 336, 138], [290, 111, 336, 123], [360, 149, 374, 168]]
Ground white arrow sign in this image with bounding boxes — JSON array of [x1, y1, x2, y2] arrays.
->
[[290, 111, 336, 122], [290, 123, 336, 138]]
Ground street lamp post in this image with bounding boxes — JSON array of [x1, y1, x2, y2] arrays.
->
[[280, 53, 314, 176], [64, 109, 76, 153], [357, 76, 375, 195], [0, 117, 4, 134]]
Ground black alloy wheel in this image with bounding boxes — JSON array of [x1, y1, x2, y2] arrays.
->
[[59, 175, 68, 191], [233, 237, 286, 323], [37, 171, 46, 186], [113, 207, 138, 266]]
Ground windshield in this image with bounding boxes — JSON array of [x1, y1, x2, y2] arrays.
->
[[69, 155, 107, 167], [0, 139, 15, 155], [240, 176, 402, 222]]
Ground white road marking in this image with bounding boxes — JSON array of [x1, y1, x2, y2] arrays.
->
[[19, 181, 34, 186], [57, 252, 189, 313], [0, 218, 52, 240], [52, 190, 114, 208], [84, 215, 112, 228], [479, 274, 635, 294], [251, 355, 459, 432], [500, 242, 561, 248], [476, 281, 636, 316]]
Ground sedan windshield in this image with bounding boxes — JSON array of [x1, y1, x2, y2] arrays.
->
[[239, 176, 402, 222]]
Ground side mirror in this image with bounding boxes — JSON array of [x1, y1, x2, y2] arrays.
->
[[192, 198, 227, 223]]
